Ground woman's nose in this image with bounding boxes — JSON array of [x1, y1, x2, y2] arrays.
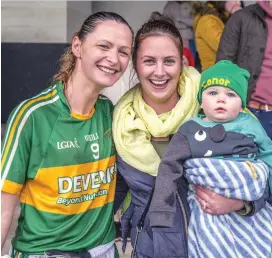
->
[[106, 49, 119, 65], [153, 63, 166, 77]]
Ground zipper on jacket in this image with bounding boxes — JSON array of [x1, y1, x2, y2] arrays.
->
[[177, 192, 188, 257], [177, 192, 188, 236]]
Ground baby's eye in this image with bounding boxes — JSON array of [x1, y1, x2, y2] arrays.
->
[[227, 92, 236, 97], [208, 91, 217, 96]]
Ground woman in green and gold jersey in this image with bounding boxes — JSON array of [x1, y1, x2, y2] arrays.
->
[[1, 12, 133, 258]]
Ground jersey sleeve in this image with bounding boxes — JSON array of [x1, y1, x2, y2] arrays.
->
[[1, 104, 32, 195]]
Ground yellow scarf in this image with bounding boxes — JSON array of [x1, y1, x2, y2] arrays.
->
[[113, 66, 201, 176]]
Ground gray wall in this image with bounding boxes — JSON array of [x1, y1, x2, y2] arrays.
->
[[1, 1, 67, 43], [92, 1, 167, 33], [1, 1, 93, 43], [1, 0, 257, 45], [2, 1, 168, 43], [67, 1, 92, 42]]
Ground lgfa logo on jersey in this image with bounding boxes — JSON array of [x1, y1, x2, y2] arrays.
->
[[57, 138, 80, 150]]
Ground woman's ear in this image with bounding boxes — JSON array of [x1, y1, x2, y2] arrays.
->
[[71, 36, 82, 59]]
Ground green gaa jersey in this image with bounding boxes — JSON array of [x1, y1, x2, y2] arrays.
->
[[1, 81, 117, 254]]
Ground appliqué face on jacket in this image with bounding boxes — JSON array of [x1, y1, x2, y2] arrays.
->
[[179, 121, 258, 158]]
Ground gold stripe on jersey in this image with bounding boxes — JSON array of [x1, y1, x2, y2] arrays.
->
[[2, 179, 23, 195], [20, 155, 116, 215], [1, 89, 58, 170], [71, 108, 95, 120]]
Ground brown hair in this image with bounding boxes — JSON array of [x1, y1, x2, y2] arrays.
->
[[132, 12, 183, 71], [193, 1, 229, 24], [52, 12, 133, 85]]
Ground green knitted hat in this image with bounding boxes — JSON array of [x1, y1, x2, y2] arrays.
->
[[197, 60, 250, 107]]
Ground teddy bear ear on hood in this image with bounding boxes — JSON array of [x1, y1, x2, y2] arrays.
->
[[209, 124, 227, 143]]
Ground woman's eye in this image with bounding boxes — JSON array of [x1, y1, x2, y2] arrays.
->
[[119, 51, 129, 57], [195, 130, 207, 141], [208, 91, 217, 96], [165, 59, 175, 65], [144, 59, 154, 64], [99, 45, 109, 50]]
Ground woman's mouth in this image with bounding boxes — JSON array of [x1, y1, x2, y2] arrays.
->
[[149, 79, 169, 89], [97, 65, 118, 74]]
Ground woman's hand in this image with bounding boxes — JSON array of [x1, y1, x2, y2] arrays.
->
[[194, 185, 244, 215]]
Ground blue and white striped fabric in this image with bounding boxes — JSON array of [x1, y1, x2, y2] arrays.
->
[[184, 158, 272, 258]]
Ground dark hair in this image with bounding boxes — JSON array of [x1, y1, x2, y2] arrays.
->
[[208, 1, 227, 14], [53, 12, 134, 85], [193, 1, 228, 24], [132, 12, 183, 71]]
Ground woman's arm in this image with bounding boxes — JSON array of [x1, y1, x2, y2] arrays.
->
[[1, 103, 33, 250], [114, 170, 129, 214], [149, 130, 192, 227], [1, 192, 19, 250]]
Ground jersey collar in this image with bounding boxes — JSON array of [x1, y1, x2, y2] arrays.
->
[[55, 81, 96, 120]]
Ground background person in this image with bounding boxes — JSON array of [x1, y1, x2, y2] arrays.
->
[[193, 1, 241, 71], [217, 0, 272, 139], [163, 1, 196, 59]]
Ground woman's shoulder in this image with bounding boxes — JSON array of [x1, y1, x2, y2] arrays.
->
[[96, 94, 114, 113], [8, 85, 59, 120], [4, 85, 59, 144], [98, 94, 113, 104], [181, 66, 201, 93], [183, 65, 200, 78], [113, 85, 139, 110]]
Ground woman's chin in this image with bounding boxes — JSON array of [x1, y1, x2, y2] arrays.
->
[[96, 78, 119, 88]]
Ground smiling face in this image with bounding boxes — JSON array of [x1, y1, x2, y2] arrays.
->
[[201, 86, 242, 122], [72, 20, 132, 88], [136, 35, 182, 106]]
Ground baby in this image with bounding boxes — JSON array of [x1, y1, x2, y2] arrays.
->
[[149, 60, 272, 258]]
